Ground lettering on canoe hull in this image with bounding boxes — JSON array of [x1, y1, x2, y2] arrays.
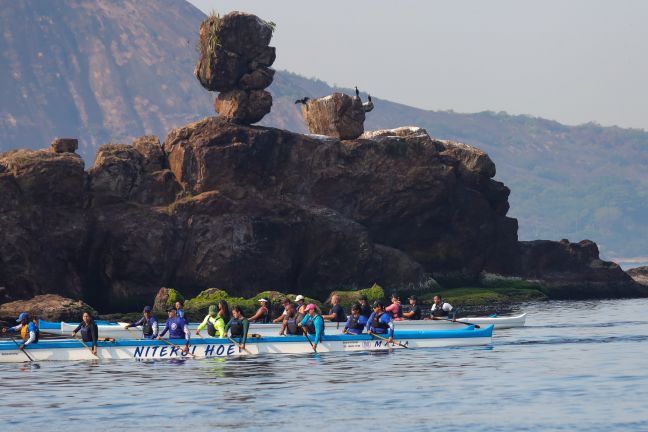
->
[[133, 344, 236, 359], [341, 340, 409, 350]]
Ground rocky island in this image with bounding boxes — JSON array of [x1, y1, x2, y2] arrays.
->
[[1, 11, 646, 321]]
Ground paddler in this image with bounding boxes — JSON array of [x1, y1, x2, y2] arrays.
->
[[157, 306, 189, 354], [2, 312, 39, 351], [279, 303, 300, 336], [72, 312, 98, 355], [357, 295, 372, 319], [427, 295, 455, 320], [298, 303, 324, 349], [124, 306, 158, 339], [249, 298, 271, 323], [366, 301, 394, 344], [321, 294, 346, 322], [195, 305, 225, 338], [342, 304, 367, 335], [402, 295, 422, 320], [175, 300, 186, 319], [225, 306, 250, 350], [295, 295, 306, 321]]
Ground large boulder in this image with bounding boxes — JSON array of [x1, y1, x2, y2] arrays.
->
[[301, 93, 365, 139], [50, 138, 78, 154], [626, 266, 648, 286], [214, 89, 272, 124], [0, 294, 96, 322]]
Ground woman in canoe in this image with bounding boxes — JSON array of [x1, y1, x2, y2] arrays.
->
[[218, 300, 231, 324], [385, 293, 404, 320], [225, 306, 250, 350], [248, 298, 271, 323], [72, 312, 98, 355]]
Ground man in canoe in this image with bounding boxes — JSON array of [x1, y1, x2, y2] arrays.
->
[[272, 298, 292, 324], [195, 305, 225, 338], [72, 312, 98, 355], [366, 301, 394, 344], [321, 294, 346, 322], [428, 295, 455, 320], [298, 303, 324, 349], [124, 306, 158, 339], [295, 295, 306, 321], [357, 295, 372, 319], [402, 295, 422, 320], [279, 304, 301, 336], [342, 304, 367, 335], [2, 312, 39, 351], [157, 307, 190, 354], [225, 306, 250, 350]]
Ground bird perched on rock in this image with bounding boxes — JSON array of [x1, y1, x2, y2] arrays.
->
[[363, 94, 374, 113], [355, 86, 359, 97], [295, 97, 310, 105]]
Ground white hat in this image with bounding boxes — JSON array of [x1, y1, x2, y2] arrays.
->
[[295, 295, 304, 301], [258, 298, 268, 303]]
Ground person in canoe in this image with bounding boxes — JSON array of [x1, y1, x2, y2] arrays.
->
[[175, 300, 185, 319], [249, 298, 271, 323], [357, 295, 372, 319], [342, 304, 367, 335], [295, 295, 306, 321], [427, 295, 455, 320], [272, 298, 292, 324], [218, 300, 231, 324], [195, 305, 225, 338], [321, 294, 346, 322], [298, 303, 324, 349], [124, 306, 158, 339], [366, 301, 394, 344], [225, 306, 250, 350], [2, 312, 39, 351], [279, 304, 301, 336], [157, 307, 190, 354], [72, 312, 98, 355], [403, 295, 422, 320], [385, 293, 404, 320]]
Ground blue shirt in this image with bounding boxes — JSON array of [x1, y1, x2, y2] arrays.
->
[[366, 311, 394, 338], [177, 309, 185, 319], [344, 314, 368, 335], [159, 316, 189, 342], [299, 314, 324, 345], [131, 316, 159, 339]]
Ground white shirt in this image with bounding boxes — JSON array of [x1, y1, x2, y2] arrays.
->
[[431, 302, 453, 313]]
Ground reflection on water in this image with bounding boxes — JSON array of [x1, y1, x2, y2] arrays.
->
[[1, 298, 648, 431]]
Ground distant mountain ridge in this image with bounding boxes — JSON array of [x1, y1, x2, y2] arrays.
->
[[1, 0, 647, 261]]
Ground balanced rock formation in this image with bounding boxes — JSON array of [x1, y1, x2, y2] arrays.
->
[[0, 294, 95, 322], [50, 138, 78, 154], [194, 12, 275, 124], [301, 93, 366, 140]]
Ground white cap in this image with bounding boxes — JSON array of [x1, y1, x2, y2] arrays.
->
[[295, 295, 304, 301], [258, 298, 268, 303]]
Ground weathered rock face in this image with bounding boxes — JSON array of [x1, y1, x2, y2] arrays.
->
[[301, 93, 366, 139], [194, 12, 275, 124], [50, 138, 78, 154], [627, 266, 648, 286], [0, 294, 95, 322]]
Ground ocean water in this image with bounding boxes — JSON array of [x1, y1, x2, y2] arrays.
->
[[1, 298, 647, 431]]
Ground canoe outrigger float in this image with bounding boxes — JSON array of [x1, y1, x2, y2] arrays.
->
[[42, 313, 524, 339], [0, 325, 493, 363]]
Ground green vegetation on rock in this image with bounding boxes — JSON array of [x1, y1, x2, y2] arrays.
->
[[329, 283, 385, 309]]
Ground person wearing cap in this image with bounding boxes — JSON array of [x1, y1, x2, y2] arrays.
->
[[298, 303, 325, 348], [2, 312, 39, 350], [225, 306, 250, 349], [175, 300, 185, 319], [358, 295, 372, 319], [124, 306, 159, 339], [157, 307, 190, 354], [196, 305, 225, 338], [322, 294, 346, 322], [295, 295, 306, 321], [427, 295, 455, 320], [403, 295, 422, 320], [385, 293, 404, 321], [279, 303, 300, 336], [342, 304, 367, 335], [272, 298, 293, 324], [72, 312, 99, 355], [366, 301, 394, 343], [249, 298, 271, 323]]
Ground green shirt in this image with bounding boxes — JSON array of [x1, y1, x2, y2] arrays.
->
[[225, 317, 249, 345], [197, 314, 225, 338]]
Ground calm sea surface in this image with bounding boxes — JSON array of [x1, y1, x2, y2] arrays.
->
[[1, 298, 647, 431]]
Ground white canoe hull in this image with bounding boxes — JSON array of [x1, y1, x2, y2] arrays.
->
[[50, 314, 524, 339], [0, 326, 493, 363]]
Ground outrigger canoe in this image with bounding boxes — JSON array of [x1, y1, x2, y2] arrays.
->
[[0, 325, 493, 363], [44, 313, 524, 339]]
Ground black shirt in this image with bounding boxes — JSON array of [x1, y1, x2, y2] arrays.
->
[[408, 305, 422, 320], [359, 303, 372, 319], [329, 304, 346, 322]]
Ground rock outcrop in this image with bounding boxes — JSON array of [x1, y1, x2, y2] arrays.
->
[[626, 266, 648, 287], [0, 294, 95, 322], [301, 93, 366, 139], [50, 138, 78, 154], [194, 12, 275, 124]]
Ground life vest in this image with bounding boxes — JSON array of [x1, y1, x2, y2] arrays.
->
[[21, 322, 39, 343], [304, 317, 316, 335], [206, 316, 223, 337], [392, 304, 403, 319], [229, 318, 243, 337], [285, 315, 299, 335], [80, 322, 98, 342], [347, 315, 365, 333], [432, 304, 449, 317], [370, 312, 389, 330], [410, 305, 422, 320], [142, 317, 155, 338]]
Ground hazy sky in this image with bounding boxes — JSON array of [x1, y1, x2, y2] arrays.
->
[[189, 0, 648, 130]]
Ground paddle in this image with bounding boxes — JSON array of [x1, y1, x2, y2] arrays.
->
[[159, 338, 196, 358], [227, 336, 251, 354], [121, 324, 141, 339], [368, 331, 409, 349], [433, 317, 480, 329], [8, 335, 34, 362], [302, 328, 317, 352], [74, 335, 98, 358]]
